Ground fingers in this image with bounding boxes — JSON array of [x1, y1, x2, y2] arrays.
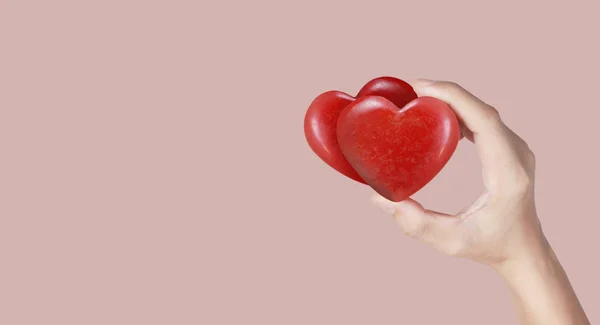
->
[[409, 79, 525, 174], [410, 79, 504, 138]]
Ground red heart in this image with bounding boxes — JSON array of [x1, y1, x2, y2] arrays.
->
[[337, 96, 460, 202], [304, 77, 418, 183]]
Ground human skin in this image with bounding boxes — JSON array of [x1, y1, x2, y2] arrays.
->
[[371, 79, 590, 325]]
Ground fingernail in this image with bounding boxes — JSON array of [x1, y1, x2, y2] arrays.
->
[[372, 195, 396, 215]]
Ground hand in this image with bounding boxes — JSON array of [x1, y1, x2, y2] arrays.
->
[[372, 79, 540, 267], [372, 79, 590, 325]]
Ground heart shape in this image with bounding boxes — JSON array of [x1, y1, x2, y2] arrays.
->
[[304, 77, 418, 183], [337, 96, 460, 202]]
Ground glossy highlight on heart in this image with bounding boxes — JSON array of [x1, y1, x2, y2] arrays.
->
[[336, 96, 460, 202], [304, 77, 418, 183]]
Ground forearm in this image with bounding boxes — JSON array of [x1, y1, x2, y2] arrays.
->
[[495, 235, 590, 325]]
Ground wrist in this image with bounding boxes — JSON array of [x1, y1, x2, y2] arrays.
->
[[489, 213, 553, 277], [493, 234, 555, 281]]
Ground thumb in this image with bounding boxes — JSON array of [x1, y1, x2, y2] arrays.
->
[[371, 193, 456, 241]]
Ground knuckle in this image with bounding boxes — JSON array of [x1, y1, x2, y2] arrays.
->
[[513, 137, 536, 171], [526, 146, 536, 161], [524, 148, 536, 169], [437, 81, 464, 94], [482, 106, 502, 124], [509, 168, 534, 194]]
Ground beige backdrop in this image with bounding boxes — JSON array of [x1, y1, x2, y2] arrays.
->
[[1, 0, 598, 324]]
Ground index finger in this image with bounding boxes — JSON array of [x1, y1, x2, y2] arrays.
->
[[409, 79, 517, 169], [410, 79, 504, 138]]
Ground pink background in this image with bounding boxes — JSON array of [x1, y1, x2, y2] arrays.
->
[[1, 0, 598, 324]]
